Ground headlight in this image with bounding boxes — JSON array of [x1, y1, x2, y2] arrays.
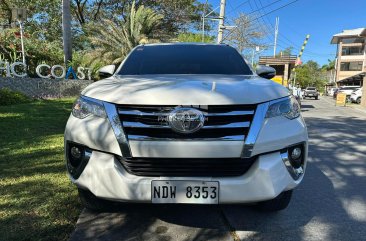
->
[[72, 96, 106, 119], [265, 96, 300, 119]]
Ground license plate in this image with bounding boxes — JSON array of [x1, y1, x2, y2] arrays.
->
[[309, 94, 313, 96], [151, 180, 219, 204]]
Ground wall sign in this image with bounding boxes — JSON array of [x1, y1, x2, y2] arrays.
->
[[0, 61, 92, 80]]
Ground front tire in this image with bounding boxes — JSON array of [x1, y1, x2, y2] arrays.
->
[[256, 190, 293, 212], [357, 97, 361, 104], [78, 188, 112, 211]]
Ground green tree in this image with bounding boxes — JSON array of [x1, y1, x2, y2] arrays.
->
[[277, 47, 294, 56], [177, 32, 215, 43], [295, 60, 327, 90], [88, 1, 163, 64], [321, 59, 336, 71], [0, 28, 64, 76], [0, 0, 64, 42]]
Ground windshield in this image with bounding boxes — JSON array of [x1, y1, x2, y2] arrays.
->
[[307, 87, 316, 90], [118, 44, 253, 75]]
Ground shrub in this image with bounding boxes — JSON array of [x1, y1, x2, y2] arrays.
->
[[0, 88, 33, 106]]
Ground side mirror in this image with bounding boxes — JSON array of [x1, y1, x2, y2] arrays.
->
[[98, 65, 116, 79], [256, 65, 276, 79]]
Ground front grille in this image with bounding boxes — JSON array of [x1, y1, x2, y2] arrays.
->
[[117, 104, 256, 140], [119, 157, 256, 177]]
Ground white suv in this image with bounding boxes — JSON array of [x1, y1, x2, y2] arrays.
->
[[338, 86, 361, 102], [64, 43, 308, 211], [351, 88, 362, 104]]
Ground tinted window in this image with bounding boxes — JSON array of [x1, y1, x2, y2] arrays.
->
[[340, 62, 363, 71], [307, 87, 316, 90], [118, 45, 253, 75]]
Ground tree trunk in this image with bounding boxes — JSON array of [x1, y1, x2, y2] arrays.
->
[[62, 0, 72, 65]]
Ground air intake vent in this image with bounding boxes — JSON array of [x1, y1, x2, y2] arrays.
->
[[119, 157, 256, 177]]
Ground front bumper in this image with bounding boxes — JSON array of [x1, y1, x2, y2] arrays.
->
[[71, 149, 305, 204]]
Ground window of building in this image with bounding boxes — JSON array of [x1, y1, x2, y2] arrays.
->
[[342, 46, 364, 55], [342, 38, 365, 44], [340, 61, 363, 71]]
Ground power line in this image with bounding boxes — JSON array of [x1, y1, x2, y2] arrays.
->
[[224, 0, 336, 58], [247, 0, 284, 16], [248, 0, 300, 25], [226, 0, 250, 15], [254, 0, 335, 57]]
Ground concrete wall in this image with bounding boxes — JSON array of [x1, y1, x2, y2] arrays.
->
[[0, 77, 93, 98]]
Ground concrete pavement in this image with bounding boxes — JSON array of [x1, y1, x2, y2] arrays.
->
[[69, 97, 366, 241]]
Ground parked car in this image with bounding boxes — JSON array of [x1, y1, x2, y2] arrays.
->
[[64, 43, 308, 212], [303, 87, 319, 99], [350, 88, 363, 104], [337, 86, 361, 102]]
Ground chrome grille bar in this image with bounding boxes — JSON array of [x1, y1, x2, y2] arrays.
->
[[122, 121, 250, 129], [205, 111, 254, 116], [202, 122, 250, 129], [119, 109, 254, 117], [123, 121, 170, 128], [117, 104, 256, 141], [128, 135, 245, 141]]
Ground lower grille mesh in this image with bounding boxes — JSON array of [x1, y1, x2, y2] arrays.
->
[[118, 157, 256, 177]]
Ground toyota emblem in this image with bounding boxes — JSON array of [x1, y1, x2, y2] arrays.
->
[[168, 108, 205, 134]]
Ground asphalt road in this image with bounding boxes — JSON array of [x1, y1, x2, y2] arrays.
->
[[69, 97, 366, 241]]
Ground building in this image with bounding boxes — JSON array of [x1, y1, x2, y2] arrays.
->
[[258, 55, 297, 87], [331, 28, 366, 86]]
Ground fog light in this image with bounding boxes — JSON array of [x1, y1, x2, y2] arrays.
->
[[70, 146, 82, 159], [66, 142, 92, 179], [291, 147, 302, 160]]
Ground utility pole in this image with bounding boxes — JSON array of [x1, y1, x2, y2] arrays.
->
[[62, 0, 72, 65], [202, 0, 208, 42], [273, 17, 279, 57], [217, 0, 226, 44]]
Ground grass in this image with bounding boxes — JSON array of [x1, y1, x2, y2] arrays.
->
[[0, 88, 33, 106], [0, 98, 82, 241]]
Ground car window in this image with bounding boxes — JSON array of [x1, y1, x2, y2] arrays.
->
[[118, 45, 253, 75], [307, 87, 316, 90]]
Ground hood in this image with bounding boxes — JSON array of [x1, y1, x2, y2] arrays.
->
[[82, 75, 290, 105]]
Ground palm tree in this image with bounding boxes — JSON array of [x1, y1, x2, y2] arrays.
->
[[88, 1, 163, 64], [62, 0, 72, 64]]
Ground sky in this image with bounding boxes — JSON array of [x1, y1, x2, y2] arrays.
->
[[201, 0, 366, 66]]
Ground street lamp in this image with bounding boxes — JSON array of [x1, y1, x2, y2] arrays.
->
[[251, 46, 264, 66], [11, 8, 27, 66]]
